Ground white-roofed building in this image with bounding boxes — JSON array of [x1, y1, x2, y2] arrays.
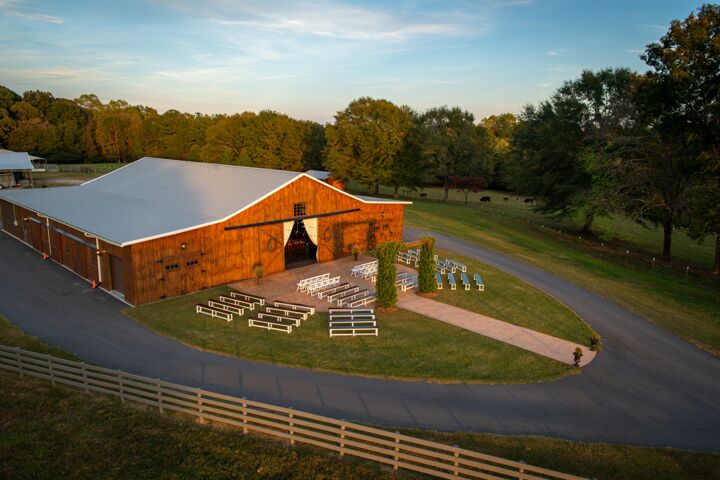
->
[[0, 151, 35, 188], [0, 157, 410, 305]]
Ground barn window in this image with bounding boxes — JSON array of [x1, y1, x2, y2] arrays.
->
[[185, 259, 199, 267], [165, 263, 180, 271], [293, 202, 306, 217]]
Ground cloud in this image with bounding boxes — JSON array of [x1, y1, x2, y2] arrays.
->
[[546, 49, 565, 57], [9, 11, 63, 23], [626, 48, 643, 54]]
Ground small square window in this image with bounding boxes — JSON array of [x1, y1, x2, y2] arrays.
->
[[165, 263, 180, 271], [293, 202, 307, 217]]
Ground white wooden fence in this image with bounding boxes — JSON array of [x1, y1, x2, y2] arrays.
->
[[0, 344, 587, 480]]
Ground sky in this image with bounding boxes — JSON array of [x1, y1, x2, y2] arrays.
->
[[0, 0, 705, 122]]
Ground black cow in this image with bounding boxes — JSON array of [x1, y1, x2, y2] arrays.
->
[[420, 193, 428, 198], [503, 197, 509, 201], [480, 196, 492, 202]]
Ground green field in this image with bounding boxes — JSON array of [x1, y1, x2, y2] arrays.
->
[[125, 287, 572, 383], [400, 198, 720, 356], [2, 316, 718, 480], [361, 184, 716, 268], [432, 249, 594, 344]]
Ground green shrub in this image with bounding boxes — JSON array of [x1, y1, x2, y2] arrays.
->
[[376, 241, 402, 308], [417, 236, 437, 293]]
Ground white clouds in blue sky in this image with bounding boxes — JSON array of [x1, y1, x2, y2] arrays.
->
[[0, 0, 704, 121]]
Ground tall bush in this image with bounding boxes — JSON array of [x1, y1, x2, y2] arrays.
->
[[376, 241, 402, 308], [417, 236, 437, 293]]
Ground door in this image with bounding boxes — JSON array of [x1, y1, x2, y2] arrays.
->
[[110, 254, 125, 295]]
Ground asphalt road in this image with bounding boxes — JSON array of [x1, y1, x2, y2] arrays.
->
[[1, 229, 718, 451]]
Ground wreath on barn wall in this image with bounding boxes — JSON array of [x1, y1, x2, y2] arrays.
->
[[323, 226, 333, 242], [267, 236, 278, 252]]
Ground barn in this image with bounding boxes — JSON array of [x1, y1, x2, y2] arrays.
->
[[0, 157, 409, 305]]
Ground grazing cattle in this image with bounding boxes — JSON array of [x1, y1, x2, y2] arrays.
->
[[420, 193, 428, 198], [480, 196, 491, 202], [503, 197, 509, 201], [524, 198, 535, 204]]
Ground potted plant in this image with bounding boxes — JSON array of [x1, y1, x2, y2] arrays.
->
[[573, 347, 583, 367], [253, 264, 265, 286], [590, 332, 601, 351], [351, 245, 360, 261]]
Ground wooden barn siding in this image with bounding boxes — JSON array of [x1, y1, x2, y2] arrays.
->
[[0, 198, 131, 296], [127, 177, 404, 305]]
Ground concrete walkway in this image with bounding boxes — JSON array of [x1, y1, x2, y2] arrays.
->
[[398, 295, 595, 366]]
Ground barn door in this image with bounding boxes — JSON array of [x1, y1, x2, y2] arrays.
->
[[110, 254, 125, 295]]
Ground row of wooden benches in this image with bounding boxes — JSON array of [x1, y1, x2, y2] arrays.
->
[[328, 308, 378, 337], [435, 271, 485, 291]]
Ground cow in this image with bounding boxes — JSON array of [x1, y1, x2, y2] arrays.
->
[[480, 196, 492, 202], [503, 197, 509, 201], [420, 193, 428, 199]]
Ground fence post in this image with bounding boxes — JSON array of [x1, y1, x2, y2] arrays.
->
[[81, 363, 89, 392], [241, 397, 248, 434], [289, 408, 295, 445], [518, 460, 526, 480], [393, 432, 400, 471], [339, 422, 346, 457], [48, 355, 55, 386], [16, 347, 23, 377], [157, 380, 163, 413], [118, 373, 125, 403], [453, 445, 459, 476], [197, 392, 205, 423]]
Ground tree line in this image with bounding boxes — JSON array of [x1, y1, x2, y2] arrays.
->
[[0, 5, 716, 270]]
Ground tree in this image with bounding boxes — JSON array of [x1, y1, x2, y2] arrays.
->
[[375, 241, 403, 308], [449, 176, 487, 205], [417, 107, 493, 201], [417, 236, 437, 294], [509, 68, 635, 232], [325, 97, 413, 193], [482, 113, 517, 190], [685, 158, 720, 273]]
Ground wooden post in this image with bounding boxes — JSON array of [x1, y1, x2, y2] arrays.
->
[[81, 363, 89, 392], [453, 445, 459, 476], [289, 408, 295, 445], [48, 356, 55, 386], [339, 422, 346, 457], [197, 392, 205, 423], [157, 380, 163, 413], [16, 347, 23, 377], [241, 397, 248, 434], [393, 432, 400, 471], [119, 373, 125, 403], [518, 460, 526, 480]]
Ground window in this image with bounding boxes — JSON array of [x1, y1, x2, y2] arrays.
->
[[293, 202, 307, 217], [165, 263, 180, 271], [186, 259, 199, 267]]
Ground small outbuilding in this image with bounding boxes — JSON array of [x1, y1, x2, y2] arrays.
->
[[0, 157, 410, 305], [0, 151, 35, 188]]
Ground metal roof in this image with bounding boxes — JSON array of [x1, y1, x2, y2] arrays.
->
[[0, 157, 410, 246], [0, 151, 34, 171], [305, 169, 331, 180]]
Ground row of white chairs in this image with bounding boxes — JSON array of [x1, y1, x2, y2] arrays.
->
[[296, 273, 330, 293]]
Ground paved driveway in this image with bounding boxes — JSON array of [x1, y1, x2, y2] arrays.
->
[[1, 230, 719, 451]]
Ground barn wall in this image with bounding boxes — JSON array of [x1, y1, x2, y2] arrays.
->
[[0, 198, 131, 298], [127, 176, 405, 305]]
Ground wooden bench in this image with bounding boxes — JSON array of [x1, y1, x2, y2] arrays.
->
[[329, 325, 379, 337], [435, 272, 443, 290], [274, 301, 315, 315], [258, 312, 301, 327], [438, 260, 456, 273], [337, 289, 369, 306], [230, 291, 265, 306], [327, 286, 360, 303], [348, 295, 376, 307], [196, 304, 233, 322], [460, 272, 471, 291], [265, 307, 308, 320], [447, 259, 467, 272], [329, 319, 377, 327], [329, 313, 376, 321], [219, 295, 254, 310], [448, 272, 457, 291], [329, 308, 374, 316], [435, 263, 446, 274], [316, 282, 350, 300], [208, 300, 244, 316], [473, 273, 485, 291], [248, 318, 293, 333]]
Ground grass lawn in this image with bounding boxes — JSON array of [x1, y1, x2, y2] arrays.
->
[[0, 317, 410, 480], [430, 249, 594, 344], [2, 316, 718, 480], [401, 199, 720, 356], [124, 287, 573, 383]]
